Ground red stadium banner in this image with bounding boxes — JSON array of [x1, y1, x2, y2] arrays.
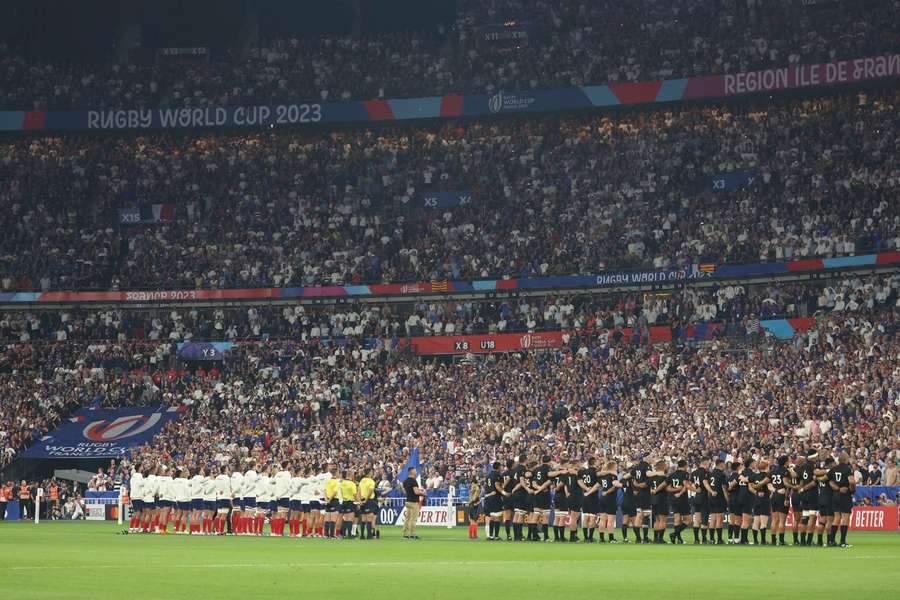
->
[[785, 506, 899, 531]]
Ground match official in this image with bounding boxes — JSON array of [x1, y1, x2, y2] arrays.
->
[[402, 467, 427, 539]]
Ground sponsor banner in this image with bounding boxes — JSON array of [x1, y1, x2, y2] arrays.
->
[[406, 327, 671, 355], [785, 506, 898, 531], [421, 190, 473, 209], [176, 341, 234, 361], [711, 170, 756, 191], [24, 407, 183, 459], [1, 54, 897, 133], [85, 504, 106, 520], [119, 204, 175, 225], [409, 331, 566, 355], [378, 504, 457, 527]]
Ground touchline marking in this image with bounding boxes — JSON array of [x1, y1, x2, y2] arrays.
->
[[8, 556, 898, 571]]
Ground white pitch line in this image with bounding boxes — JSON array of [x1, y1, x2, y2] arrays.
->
[[7, 555, 898, 571]]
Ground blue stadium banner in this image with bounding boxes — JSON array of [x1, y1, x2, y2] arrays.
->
[[24, 407, 183, 459], [711, 170, 756, 191], [422, 191, 473, 209], [176, 341, 234, 361]]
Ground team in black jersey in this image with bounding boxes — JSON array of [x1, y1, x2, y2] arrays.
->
[[477, 450, 857, 547]]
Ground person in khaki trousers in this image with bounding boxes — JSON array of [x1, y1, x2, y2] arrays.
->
[[402, 467, 427, 539]]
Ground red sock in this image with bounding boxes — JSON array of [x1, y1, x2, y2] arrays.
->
[[256, 516, 265, 534], [142, 519, 150, 532], [232, 513, 240, 532]]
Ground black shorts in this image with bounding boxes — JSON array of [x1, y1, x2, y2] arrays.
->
[[533, 492, 550, 511], [132, 499, 144, 511], [651, 499, 669, 521], [468, 504, 481, 520], [771, 493, 788, 514], [753, 497, 771, 516], [485, 495, 503, 515], [277, 498, 291, 509], [582, 496, 600, 515], [708, 494, 726, 513], [620, 496, 637, 517], [566, 496, 582, 512], [832, 493, 853, 514], [670, 496, 690, 515], [817, 498, 834, 517], [739, 493, 755, 515], [600, 496, 617, 515], [514, 494, 531, 512], [692, 495, 708, 514], [340, 500, 356, 514], [800, 494, 818, 513], [636, 493, 651, 511], [554, 495, 568, 512], [502, 495, 516, 511], [361, 500, 378, 514], [326, 498, 341, 512]]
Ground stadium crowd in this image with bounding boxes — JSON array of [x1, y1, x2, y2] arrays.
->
[[1, 273, 898, 345], [2, 0, 898, 109], [2, 90, 900, 292], [2, 291, 897, 476]]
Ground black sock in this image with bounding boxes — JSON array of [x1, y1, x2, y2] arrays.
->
[[542, 524, 548, 540], [729, 524, 737, 539], [529, 524, 537, 540], [570, 530, 577, 541], [642, 526, 650, 542], [513, 523, 521, 540], [779, 533, 785, 545], [583, 527, 589, 540], [622, 525, 629, 540], [740, 528, 748, 543], [829, 525, 837, 544], [792, 531, 799, 544], [693, 526, 699, 542], [771, 533, 776, 545], [752, 529, 758, 544], [840, 525, 847, 545], [632, 526, 640, 540], [598, 531, 605, 542], [760, 528, 767, 544], [505, 520, 511, 538], [717, 528, 723, 543], [817, 533, 823, 545]]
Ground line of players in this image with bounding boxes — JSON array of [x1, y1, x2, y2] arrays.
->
[[482, 450, 856, 547], [126, 462, 381, 539]]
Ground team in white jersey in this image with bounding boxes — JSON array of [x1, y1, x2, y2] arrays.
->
[[127, 461, 368, 538]]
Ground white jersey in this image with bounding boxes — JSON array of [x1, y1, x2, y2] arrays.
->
[[230, 471, 244, 500], [255, 474, 271, 502], [242, 470, 258, 498], [142, 474, 157, 503], [157, 475, 175, 501], [313, 472, 331, 502], [130, 471, 144, 501], [273, 470, 292, 499], [173, 478, 190, 503], [215, 474, 231, 500], [289, 476, 304, 501], [203, 476, 217, 501], [190, 475, 206, 500]]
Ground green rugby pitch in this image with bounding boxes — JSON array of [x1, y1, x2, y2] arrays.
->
[[1, 522, 898, 599]]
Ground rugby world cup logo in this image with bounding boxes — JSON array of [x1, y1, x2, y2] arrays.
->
[[82, 413, 162, 442], [488, 91, 504, 113], [520, 334, 532, 349]]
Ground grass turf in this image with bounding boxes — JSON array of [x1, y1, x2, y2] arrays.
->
[[1, 522, 898, 599]]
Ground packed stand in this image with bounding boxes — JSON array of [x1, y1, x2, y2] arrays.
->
[[2, 302, 898, 474], [2, 91, 900, 292], [1, 274, 898, 345], [3, 0, 899, 109]]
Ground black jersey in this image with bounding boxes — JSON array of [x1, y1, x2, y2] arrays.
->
[[750, 471, 770, 497], [564, 472, 581, 499], [708, 468, 727, 496], [578, 467, 598, 496], [738, 468, 754, 496], [769, 466, 788, 492], [503, 467, 520, 494], [488, 471, 505, 496], [828, 464, 853, 492], [649, 474, 667, 501], [631, 461, 651, 496], [521, 471, 533, 496], [797, 462, 816, 497], [727, 470, 741, 493], [691, 467, 709, 497], [532, 464, 551, 493], [817, 468, 832, 501], [668, 469, 689, 497], [598, 473, 617, 497]]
